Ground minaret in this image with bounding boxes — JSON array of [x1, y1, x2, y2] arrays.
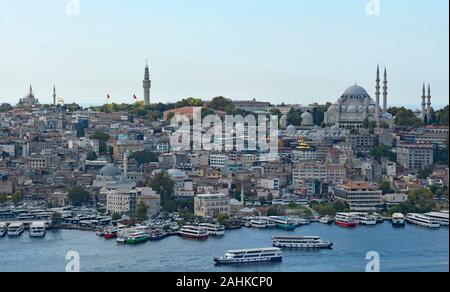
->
[[427, 84, 432, 124], [375, 65, 381, 127], [383, 68, 388, 112], [143, 60, 151, 106], [240, 184, 245, 205], [421, 83, 427, 123], [30, 84, 33, 95], [123, 151, 128, 179], [53, 86, 57, 106]]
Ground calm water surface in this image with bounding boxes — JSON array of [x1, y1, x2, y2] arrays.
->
[[0, 223, 448, 272]]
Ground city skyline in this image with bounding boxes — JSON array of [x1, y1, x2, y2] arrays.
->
[[0, 0, 449, 108]]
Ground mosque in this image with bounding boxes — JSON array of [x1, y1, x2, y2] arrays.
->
[[18, 85, 40, 106], [324, 66, 394, 129]]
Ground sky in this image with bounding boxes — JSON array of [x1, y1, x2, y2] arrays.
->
[[0, 0, 448, 109]]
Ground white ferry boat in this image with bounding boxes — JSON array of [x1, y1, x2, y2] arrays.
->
[[29, 222, 46, 238], [199, 223, 225, 236], [272, 236, 333, 249], [250, 219, 268, 229], [352, 213, 377, 225], [7, 222, 24, 236], [179, 225, 209, 240], [0, 222, 7, 237], [214, 248, 282, 265], [424, 212, 449, 227], [392, 213, 406, 227], [406, 213, 440, 228]]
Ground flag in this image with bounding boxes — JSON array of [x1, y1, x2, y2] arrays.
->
[[107, 94, 111, 99], [133, 94, 138, 100]]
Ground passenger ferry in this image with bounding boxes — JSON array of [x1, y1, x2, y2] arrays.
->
[[214, 248, 282, 265], [335, 213, 358, 228], [125, 231, 149, 245], [179, 225, 209, 240], [0, 222, 7, 237], [424, 212, 449, 227], [269, 217, 296, 230], [29, 222, 46, 238], [250, 219, 268, 229], [103, 227, 118, 239], [272, 236, 333, 249], [406, 213, 440, 228], [392, 213, 406, 227], [352, 213, 377, 225], [7, 222, 24, 236], [148, 229, 167, 241], [199, 223, 225, 236]]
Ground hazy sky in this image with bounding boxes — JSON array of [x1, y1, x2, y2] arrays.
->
[[0, 0, 448, 109]]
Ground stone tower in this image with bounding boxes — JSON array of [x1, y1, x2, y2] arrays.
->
[[143, 61, 151, 106]]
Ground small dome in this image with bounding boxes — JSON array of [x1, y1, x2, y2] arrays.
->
[[286, 124, 297, 135], [99, 164, 122, 177], [301, 112, 314, 126]]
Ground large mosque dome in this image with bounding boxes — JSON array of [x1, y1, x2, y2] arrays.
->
[[99, 164, 122, 177], [341, 85, 370, 100]]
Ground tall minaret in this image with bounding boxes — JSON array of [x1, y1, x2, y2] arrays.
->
[[383, 68, 388, 112], [421, 83, 427, 123], [53, 86, 57, 106], [427, 84, 432, 124], [240, 184, 245, 205], [123, 151, 128, 179], [375, 65, 381, 127], [143, 60, 151, 106]]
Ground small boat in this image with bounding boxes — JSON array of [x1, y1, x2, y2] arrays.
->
[[103, 228, 118, 239], [372, 213, 385, 224], [272, 236, 333, 249], [148, 229, 167, 241], [125, 231, 149, 244], [199, 223, 225, 236], [214, 248, 282, 265], [335, 213, 358, 228], [29, 222, 46, 238], [7, 222, 24, 236], [319, 216, 334, 225], [179, 225, 208, 240], [0, 222, 7, 237], [392, 213, 406, 227], [406, 213, 440, 228], [352, 213, 377, 225]]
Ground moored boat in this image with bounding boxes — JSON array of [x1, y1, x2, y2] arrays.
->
[[424, 212, 449, 227], [269, 217, 296, 230], [7, 222, 24, 236], [352, 213, 377, 225], [335, 213, 358, 228], [272, 236, 333, 249], [199, 223, 225, 236], [0, 222, 7, 237], [250, 219, 268, 229], [392, 213, 406, 227], [179, 225, 209, 240], [214, 248, 282, 265], [406, 213, 440, 228], [319, 216, 334, 225], [29, 222, 46, 238], [125, 231, 149, 244]]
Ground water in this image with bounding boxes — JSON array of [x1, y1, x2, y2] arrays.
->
[[0, 223, 448, 272]]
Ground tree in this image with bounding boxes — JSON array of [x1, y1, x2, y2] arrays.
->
[[286, 108, 302, 126], [68, 186, 90, 206], [418, 167, 433, 179], [388, 188, 435, 215], [0, 194, 8, 204], [130, 150, 159, 166], [89, 131, 110, 155], [391, 107, 423, 127], [0, 103, 13, 112], [209, 96, 234, 112], [148, 172, 175, 198], [11, 192, 22, 204], [111, 212, 122, 221], [86, 151, 98, 161], [217, 213, 230, 225], [371, 145, 396, 162], [380, 180, 393, 195], [176, 97, 203, 108], [435, 106, 449, 126], [137, 201, 148, 220]]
